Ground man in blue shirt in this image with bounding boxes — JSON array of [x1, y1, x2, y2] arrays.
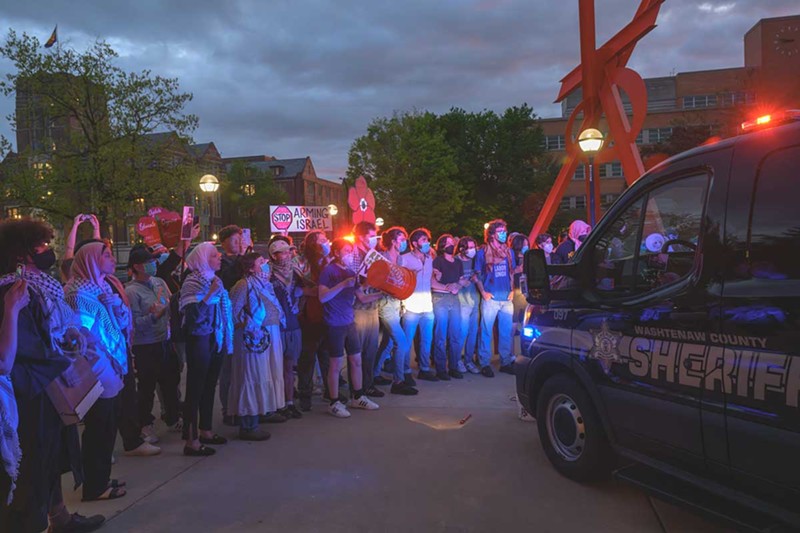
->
[[473, 219, 516, 377]]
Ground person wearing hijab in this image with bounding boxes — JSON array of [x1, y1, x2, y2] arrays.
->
[[228, 252, 285, 440], [552, 220, 591, 265], [0, 218, 105, 533], [65, 242, 160, 502], [179, 242, 233, 456]]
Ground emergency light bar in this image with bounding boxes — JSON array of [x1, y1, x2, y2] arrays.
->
[[740, 110, 800, 133]]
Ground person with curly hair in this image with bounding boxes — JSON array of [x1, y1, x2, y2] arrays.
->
[[0, 217, 105, 533]]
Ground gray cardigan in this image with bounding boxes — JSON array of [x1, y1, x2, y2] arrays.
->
[[125, 277, 171, 345]]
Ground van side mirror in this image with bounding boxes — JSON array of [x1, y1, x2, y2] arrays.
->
[[524, 249, 550, 304]]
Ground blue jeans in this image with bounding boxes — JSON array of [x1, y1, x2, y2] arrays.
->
[[433, 293, 461, 372], [378, 298, 409, 383], [402, 310, 434, 373], [354, 308, 380, 389], [459, 288, 480, 364], [240, 414, 258, 431], [478, 298, 514, 367]]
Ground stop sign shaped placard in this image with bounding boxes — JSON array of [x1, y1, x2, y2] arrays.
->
[[271, 205, 293, 231]]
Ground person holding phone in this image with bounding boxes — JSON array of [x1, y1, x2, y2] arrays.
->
[[318, 239, 379, 418]]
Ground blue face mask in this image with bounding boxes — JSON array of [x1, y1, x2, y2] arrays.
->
[[521, 245, 529, 254], [398, 240, 408, 253], [497, 231, 508, 244], [261, 262, 271, 275], [321, 242, 331, 257], [368, 236, 379, 249], [419, 242, 431, 254], [143, 262, 157, 277], [157, 253, 169, 265]]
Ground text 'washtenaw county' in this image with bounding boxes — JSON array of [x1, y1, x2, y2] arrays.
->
[[633, 326, 767, 349]]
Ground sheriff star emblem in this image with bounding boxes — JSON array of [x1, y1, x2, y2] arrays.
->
[[589, 322, 623, 371]]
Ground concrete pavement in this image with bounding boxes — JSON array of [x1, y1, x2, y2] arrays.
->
[[62, 368, 727, 532]]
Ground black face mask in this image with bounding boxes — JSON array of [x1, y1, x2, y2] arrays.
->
[[31, 248, 56, 271], [443, 245, 455, 255]]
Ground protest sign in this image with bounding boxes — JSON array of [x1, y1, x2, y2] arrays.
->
[[270, 205, 332, 233]]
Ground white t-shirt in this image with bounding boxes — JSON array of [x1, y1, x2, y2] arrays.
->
[[399, 252, 433, 313]]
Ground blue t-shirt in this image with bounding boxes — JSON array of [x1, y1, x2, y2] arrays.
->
[[474, 249, 516, 301], [319, 263, 356, 327]]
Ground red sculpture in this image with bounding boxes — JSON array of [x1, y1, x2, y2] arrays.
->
[[348, 175, 377, 225], [529, 0, 664, 242]]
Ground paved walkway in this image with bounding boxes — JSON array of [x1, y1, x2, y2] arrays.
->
[[62, 369, 727, 532]]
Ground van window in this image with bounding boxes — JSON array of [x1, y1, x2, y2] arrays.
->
[[594, 174, 708, 295], [747, 146, 800, 284]]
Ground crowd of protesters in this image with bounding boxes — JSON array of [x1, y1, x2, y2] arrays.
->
[[0, 212, 588, 532]]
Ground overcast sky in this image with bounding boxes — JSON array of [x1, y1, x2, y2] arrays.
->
[[0, 1, 797, 180]]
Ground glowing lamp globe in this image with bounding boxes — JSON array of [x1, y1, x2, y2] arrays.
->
[[199, 174, 219, 193], [328, 204, 339, 216], [577, 128, 604, 153]]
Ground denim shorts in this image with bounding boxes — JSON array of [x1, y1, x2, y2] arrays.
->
[[326, 322, 360, 358]]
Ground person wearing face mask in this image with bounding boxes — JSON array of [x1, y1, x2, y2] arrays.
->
[[296, 230, 334, 411], [535, 233, 555, 264], [375, 227, 417, 395], [455, 237, 481, 374], [552, 220, 591, 265], [318, 239, 380, 418], [431, 234, 465, 380], [228, 252, 286, 440], [350, 221, 385, 398], [399, 228, 437, 382], [125, 245, 180, 446], [474, 219, 516, 377], [269, 240, 305, 420], [180, 242, 234, 456], [0, 218, 106, 533], [216, 225, 244, 426]]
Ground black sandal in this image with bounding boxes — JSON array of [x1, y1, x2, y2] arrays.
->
[[82, 486, 127, 501], [199, 434, 228, 445], [109, 479, 126, 488], [183, 444, 216, 457]]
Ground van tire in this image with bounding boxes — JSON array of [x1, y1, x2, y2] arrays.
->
[[536, 373, 612, 482]]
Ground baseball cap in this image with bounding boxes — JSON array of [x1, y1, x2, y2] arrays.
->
[[128, 245, 159, 268], [269, 240, 296, 256]]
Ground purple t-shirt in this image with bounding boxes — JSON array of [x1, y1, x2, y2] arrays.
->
[[319, 263, 356, 327]]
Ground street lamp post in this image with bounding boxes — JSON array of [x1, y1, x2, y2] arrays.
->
[[577, 128, 605, 226], [328, 204, 338, 238], [199, 174, 219, 241]]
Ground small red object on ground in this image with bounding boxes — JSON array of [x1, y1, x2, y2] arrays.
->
[[459, 414, 472, 425]]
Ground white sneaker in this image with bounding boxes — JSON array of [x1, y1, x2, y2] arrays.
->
[[456, 360, 467, 374], [328, 401, 351, 418], [348, 396, 380, 411], [141, 424, 160, 444], [124, 442, 162, 457], [466, 361, 481, 374]]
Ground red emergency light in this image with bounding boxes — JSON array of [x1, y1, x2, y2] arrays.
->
[[740, 110, 800, 133]]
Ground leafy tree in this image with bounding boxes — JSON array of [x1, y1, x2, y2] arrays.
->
[[347, 104, 548, 239], [224, 160, 288, 242], [0, 30, 198, 235], [348, 111, 464, 236]]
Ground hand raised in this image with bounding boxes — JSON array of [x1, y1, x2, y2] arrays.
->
[[4, 279, 30, 314]]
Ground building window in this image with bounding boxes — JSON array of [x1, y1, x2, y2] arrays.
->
[[682, 95, 717, 109], [134, 197, 145, 211], [5, 207, 21, 219], [608, 162, 623, 178], [243, 183, 256, 196], [635, 130, 644, 145], [719, 91, 756, 107], [573, 165, 585, 180], [575, 195, 586, 210], [602, 194, 619, 207], [273, 167, 282, 177], [543, 135, 565, 151], [646, 127, 673, 144], [559, 197, 572, 210]]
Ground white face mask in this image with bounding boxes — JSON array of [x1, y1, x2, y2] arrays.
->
[[543, 243, 553, 254], [341, 253, 354, 268], [465, 248, 477, 259]]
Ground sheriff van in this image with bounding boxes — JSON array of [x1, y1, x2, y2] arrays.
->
[[516, 111, 800, 531]]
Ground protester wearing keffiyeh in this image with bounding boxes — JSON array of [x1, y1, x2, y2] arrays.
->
[[180, 242, 234, 355]]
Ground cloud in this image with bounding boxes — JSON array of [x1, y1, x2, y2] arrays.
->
[[0, 0, 797, 179]]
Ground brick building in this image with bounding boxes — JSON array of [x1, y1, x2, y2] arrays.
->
[[539, 14, 800, 214]]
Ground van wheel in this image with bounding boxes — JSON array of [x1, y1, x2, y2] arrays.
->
[[536, 373, 612, 482]]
